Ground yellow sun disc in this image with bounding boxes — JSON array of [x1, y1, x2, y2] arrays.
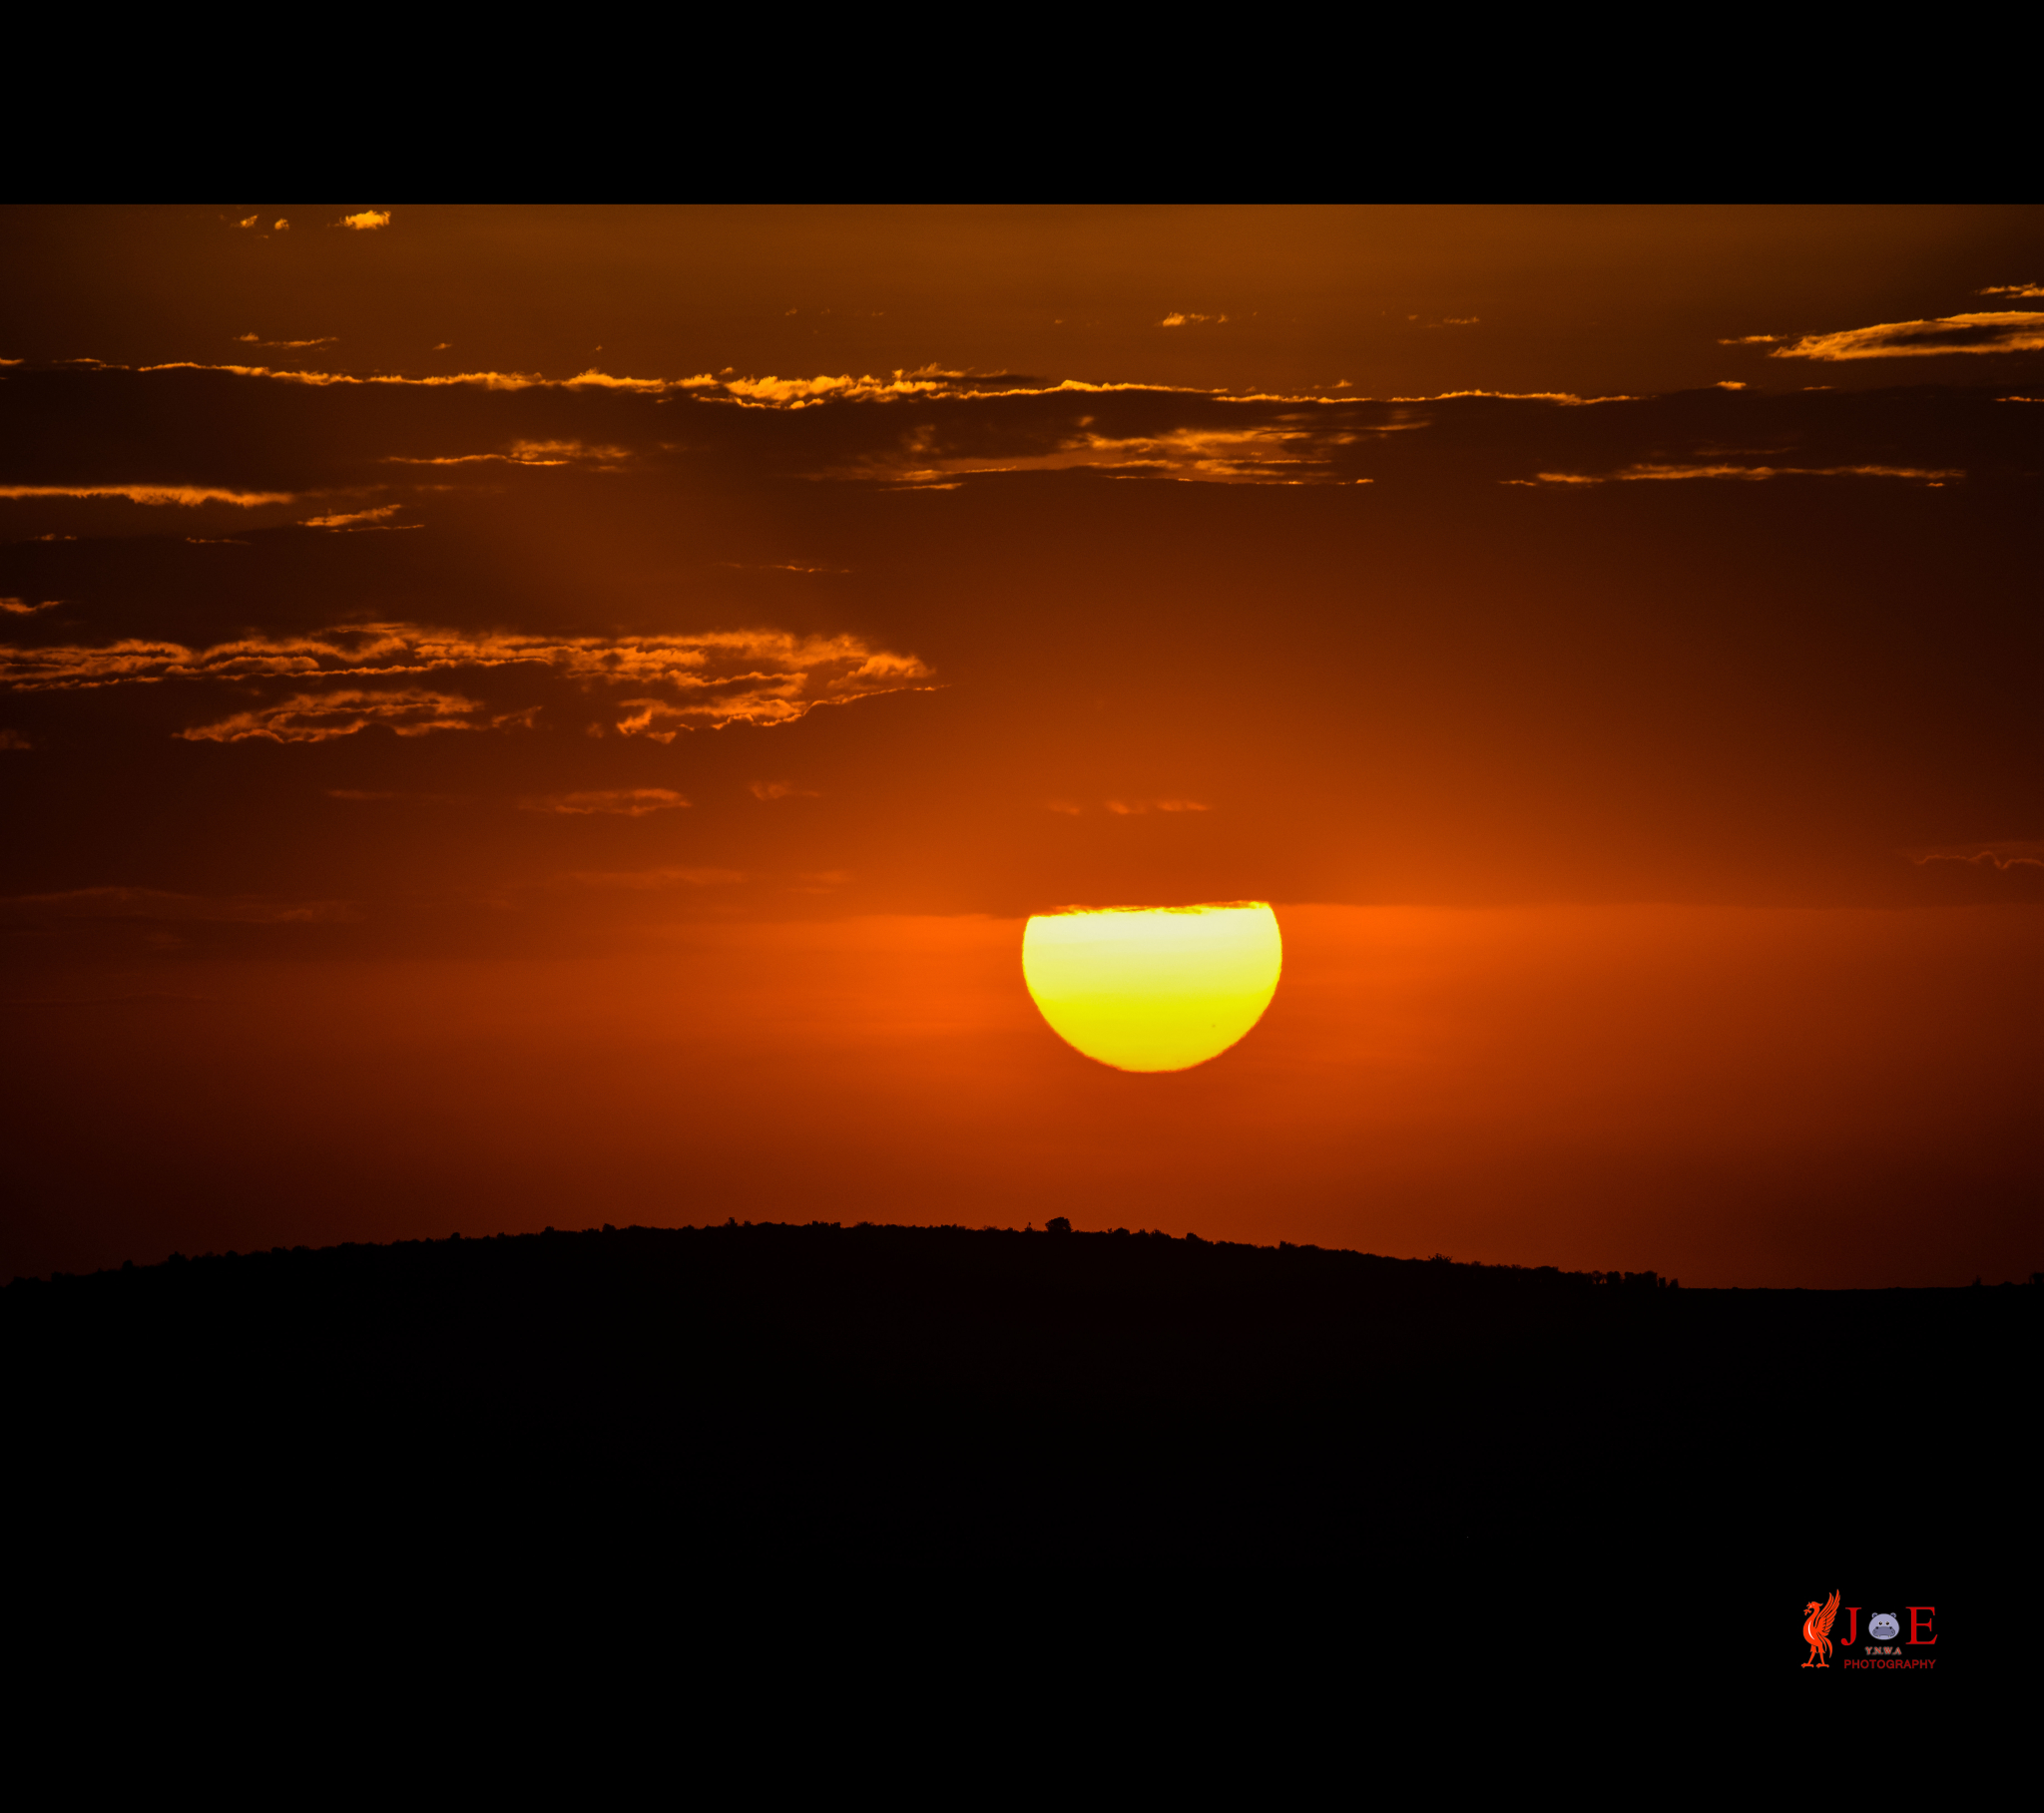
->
[[1021, 903, 1282, 1073]]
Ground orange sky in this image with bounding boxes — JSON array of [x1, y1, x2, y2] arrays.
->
[[2, 206, 2038, 1283]]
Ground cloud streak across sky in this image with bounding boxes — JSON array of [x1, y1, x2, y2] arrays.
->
[[1, 358, 2032, 527], [520, 788, 690, 816], [1769, 310, 2044, 360], [0, 482, 299, 506], [0, 625, 936, 739]]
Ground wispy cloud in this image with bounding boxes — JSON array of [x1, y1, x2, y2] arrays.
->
[[565, 370, 710, 394], [385, 439, 629, 468], [176, 688, 503, 744], [49, 356, 931, 403], [302, 504, 404, 529], [596, 635, 934, 737], [235, 333, 337, 350], [18, 355, 1604, 422], [0, 626, 934, 736], [1, 598, 60, 616], [710, 370, 1013, 407], [749, 780, 819, 800], [1419, 390, 1629, 405], [49, 355, 1348, 410], [1977, 282, 2043, 298], [1033, 797, 1214, 818], [1161, 312, 1228, 327], [0, 483, 296, 507], [1770, 311, 2044, 360], [11, 362, 2017, 524], [519, 788, 690, 816], [1905, 841, 2044, 871], [134, 360, 550, 391], [839, 424, 1367, 488], [340, 210, 390, 231], [1513, 462, 1961, 487], [0, 729, 30, 749]]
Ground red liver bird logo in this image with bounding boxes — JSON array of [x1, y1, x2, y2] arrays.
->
[[1801, 1590, 1840, 1667]]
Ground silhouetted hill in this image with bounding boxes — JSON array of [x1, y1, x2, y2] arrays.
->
[[8, 1222, 2033, 1580]]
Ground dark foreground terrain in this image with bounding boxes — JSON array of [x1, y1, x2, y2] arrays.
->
[[8, 1222, 2034, 1583]]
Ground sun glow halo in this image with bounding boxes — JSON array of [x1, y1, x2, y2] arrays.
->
[[1021, 903, 1282, 1073]]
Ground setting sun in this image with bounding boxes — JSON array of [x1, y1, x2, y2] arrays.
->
[[1021, 903, 1283, 1072]]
